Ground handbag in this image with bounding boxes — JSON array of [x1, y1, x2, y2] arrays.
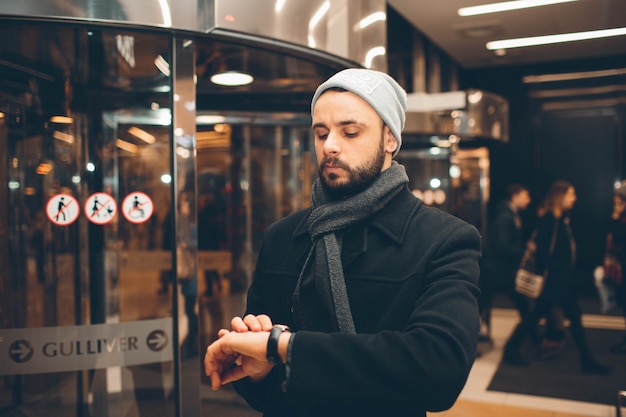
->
[[515, 267, 545, 299], [515, 220, 558, 299]]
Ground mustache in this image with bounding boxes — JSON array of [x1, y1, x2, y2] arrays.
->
[[320, 156, 349, 171]]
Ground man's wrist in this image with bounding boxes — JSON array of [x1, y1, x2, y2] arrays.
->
[[277, 331, 292, 364], [266, 325, 291, 365]]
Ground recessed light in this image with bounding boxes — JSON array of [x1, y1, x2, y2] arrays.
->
[[210, 71, 254, 86], [487, 27, 626, 50], [50, 116, 73, 124], [459, 0, 577, 17]]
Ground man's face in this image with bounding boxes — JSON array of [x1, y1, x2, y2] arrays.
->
[[311, 90, 396, 198], [512, 190, 531, 210]]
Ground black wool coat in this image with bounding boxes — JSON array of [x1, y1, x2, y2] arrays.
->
[[234, 186, 482, 417]]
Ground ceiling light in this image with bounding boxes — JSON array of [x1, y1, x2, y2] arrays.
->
[[309, 1, 330, 30], [275, 0, 286, 13], [158, 0, 172, 26], [50, 116, 73, 124], [487, 27, 626, 50], [196, 115, 226, 124], [357, 11, 386, 30], [154, 55, 170, 77], [459, 0, 577, 17], [127, 126, 156, 144], [522, 68, 626, 83], [116, 139, 138, 153], [36, 163, 52, 175], [308, 0, 330, 47], [365, 46, 386, 69], [53, 131, 74, 144], [210, 71, 254, 86]]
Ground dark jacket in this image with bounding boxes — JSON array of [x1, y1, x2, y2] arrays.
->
[[535, 212, 576, 303], [234, 186, 482, 417], [481, 201, 525, 291]]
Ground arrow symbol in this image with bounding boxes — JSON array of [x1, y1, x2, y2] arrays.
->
[[147, 330, 168, 352], [9, 340, 34, 362]]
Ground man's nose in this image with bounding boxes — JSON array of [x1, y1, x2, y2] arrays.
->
[[323, 131, 340, 155]]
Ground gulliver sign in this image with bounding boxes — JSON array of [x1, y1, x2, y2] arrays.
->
[[0, 318, 173, 375]]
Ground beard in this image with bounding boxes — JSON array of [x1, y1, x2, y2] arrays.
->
[[318, 134, 386, 200]]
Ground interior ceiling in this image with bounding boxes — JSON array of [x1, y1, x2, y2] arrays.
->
[[388, 0, 626, 69]]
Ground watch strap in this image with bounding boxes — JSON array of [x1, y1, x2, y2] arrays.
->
[[267, 325, 290, 365]]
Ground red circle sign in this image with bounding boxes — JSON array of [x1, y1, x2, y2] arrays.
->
[[84, 192, 118, 225], [46, 194, 80, 226], [122, 192, 154, 224]]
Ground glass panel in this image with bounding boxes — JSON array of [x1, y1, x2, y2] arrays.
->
[[396, 146, 489, 235], [194, 121, 315, 297], [451, 147, 490, 236], [191, 49, 348, 407], [396, 148, 452, 211], [195, 118, 316, 413], [0, 24, 174, 416]]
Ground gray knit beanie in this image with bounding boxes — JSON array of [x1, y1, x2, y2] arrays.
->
[[311, 68, 407, 156]]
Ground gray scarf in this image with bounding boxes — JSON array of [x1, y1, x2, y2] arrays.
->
[[293, 162, 409, 333]]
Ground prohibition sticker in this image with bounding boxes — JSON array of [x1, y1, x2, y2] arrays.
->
[[46, 194, 79, 226], [122, 192, 153, 224], [84, 192, 117, 225]]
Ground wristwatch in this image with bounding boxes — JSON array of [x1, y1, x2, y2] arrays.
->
[[266, 325, 290, 365]]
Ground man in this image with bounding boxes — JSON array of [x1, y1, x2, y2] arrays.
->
[[204, 68, 481, 417], [479, 183, 533, 365]]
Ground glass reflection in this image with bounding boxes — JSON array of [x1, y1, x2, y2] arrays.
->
[[0, 25, 174, 416]]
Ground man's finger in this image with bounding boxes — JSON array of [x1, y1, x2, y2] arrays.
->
[[209, 371, 223, 391], [242, 314, 263, 331], [231, 316, 249, 332], [256, 314, 274, 331], [220, 363, 249, 385]]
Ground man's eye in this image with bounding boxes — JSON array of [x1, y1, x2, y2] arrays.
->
[[345, 131, 358, 138], [317, 132, 328, 140]]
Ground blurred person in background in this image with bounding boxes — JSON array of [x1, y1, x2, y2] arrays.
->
[[479, 183, 534, 364], [504, 180, 612, 374]]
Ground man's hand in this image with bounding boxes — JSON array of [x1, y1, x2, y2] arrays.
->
[[204, 330, 274, 390], [230, 314, 274, 333], [205, 314, 276, 391]]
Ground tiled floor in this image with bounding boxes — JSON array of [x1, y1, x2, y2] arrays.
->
[[430, 307, 623, 417]]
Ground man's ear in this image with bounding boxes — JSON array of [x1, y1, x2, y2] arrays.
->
[[384, 126, 398, 154]]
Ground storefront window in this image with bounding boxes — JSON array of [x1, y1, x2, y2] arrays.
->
[[0, 24, 176, 416]]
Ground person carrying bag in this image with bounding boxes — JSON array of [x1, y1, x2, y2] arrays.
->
[[504, 181, 612, 374], [515, 222, 557, 299]]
